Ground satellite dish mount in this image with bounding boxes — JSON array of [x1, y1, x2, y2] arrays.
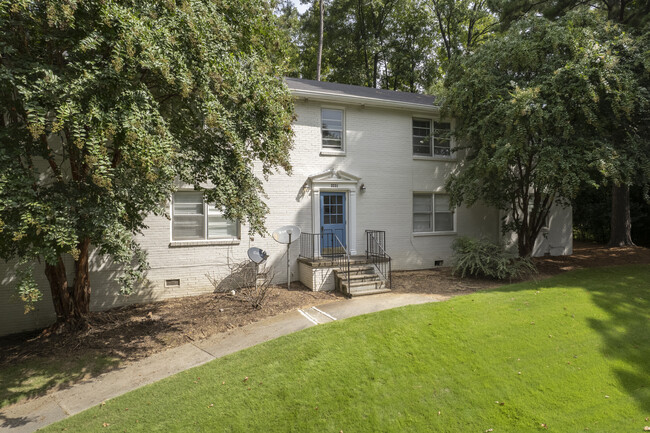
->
[[247, 248, 268, 291], [272, 225, 302, 290]]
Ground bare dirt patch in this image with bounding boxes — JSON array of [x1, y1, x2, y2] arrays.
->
[[391, 242, 650, 299]]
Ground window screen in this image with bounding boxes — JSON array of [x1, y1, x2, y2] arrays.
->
[[413, 194, 433, 232], [433, 122, 451, 156], [413, 193, 455, 233], [208, 205, 238, 239], [172, 192, 239, 241], [434, 194, 454, 232], [321, 109, 343, 149], [413, 119, 432, 156], [172, 192, 205, 240]]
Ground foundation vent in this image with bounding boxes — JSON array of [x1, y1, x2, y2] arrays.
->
[[434, 260, 444, 267], [165, 279, 181, 288]]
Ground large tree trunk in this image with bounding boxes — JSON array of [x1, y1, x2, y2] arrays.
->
[[317, 0, 324, 81], [44, 256, 73, 324], [73, 237, 92, 318], [517, 229, 536, 258], [608, 184, 635, 246], [44, 251, 90, 333]]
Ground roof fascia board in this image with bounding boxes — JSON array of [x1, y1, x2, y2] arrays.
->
[[291, 89, 439, 113]]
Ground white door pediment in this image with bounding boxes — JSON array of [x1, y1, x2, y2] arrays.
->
[[308, 169, 361, 186], [307, 169, 360, 255]]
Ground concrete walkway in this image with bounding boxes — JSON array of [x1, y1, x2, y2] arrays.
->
[[0, 292, 440, 433]]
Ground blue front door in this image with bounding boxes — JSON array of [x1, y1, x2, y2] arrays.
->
[[321, 192, 346, 252]]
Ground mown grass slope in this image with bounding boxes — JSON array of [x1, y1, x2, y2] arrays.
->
[[44, 265, 650, 432]]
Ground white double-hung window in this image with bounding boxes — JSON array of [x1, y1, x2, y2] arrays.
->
[[412, 118, 432, 156], [413, 193, 455, 233], [321, 108, 344, 150], [412, 119, 452, 157], [172, 191, 239, 241]]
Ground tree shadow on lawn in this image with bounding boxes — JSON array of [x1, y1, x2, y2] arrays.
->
[[0, 302, 186, 410], [482, 264, 650, 414], [586, 267, 650, 412]]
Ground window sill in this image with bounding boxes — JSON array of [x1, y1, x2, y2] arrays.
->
[[320, 150, 346, 157], [413, 155, 456, 162], [412, 231, 457, 237], [169, 239, 240, 247]]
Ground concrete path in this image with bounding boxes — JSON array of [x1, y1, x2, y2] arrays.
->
[[0, 292, 440, 433]]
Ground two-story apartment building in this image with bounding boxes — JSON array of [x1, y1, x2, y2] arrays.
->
[[0, 78, 573, 336]]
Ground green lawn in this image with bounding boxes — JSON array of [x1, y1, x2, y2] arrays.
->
[[43, 265, 650, 432]]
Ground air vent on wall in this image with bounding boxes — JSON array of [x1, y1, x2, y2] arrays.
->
[[434, 260, 444, 267], [165, 279, 180, 288]]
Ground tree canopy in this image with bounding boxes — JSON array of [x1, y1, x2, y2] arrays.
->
[[285, 0, 436, 90], [443, 10, 645, 256], [489, 0, 650, 246], [0, 0, 294, 327]]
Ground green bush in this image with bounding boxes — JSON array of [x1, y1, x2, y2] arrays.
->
[[451, 237, 537, 280]]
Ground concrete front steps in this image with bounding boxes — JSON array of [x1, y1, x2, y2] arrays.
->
[[334, 264, 390, 297], [298, 255, 391, 295]]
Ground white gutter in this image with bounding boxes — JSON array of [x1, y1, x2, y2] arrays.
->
[[290, 88, 440, 113]]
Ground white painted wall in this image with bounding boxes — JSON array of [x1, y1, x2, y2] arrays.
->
[[0, 97, 571, 336], [502, 203, 574, 257]]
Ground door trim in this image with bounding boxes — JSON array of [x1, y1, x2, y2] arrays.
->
[[320, 192, 346, 253], [307, 170, 361, 256]]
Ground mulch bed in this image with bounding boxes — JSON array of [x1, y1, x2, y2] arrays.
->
[[1, 241, 649, 389], [391, 241, 650, 299], [0, 283, 338, 367]]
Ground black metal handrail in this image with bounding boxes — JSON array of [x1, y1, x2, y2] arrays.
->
[[299, 232, 348, 259], [298, 232, 351, 295], [365, 230, 392, 289], [299, 232, 320, 260], [332, 233, 351, 295]]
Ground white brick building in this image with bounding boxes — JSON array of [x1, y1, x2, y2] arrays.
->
[[0, 79, 572, 336]]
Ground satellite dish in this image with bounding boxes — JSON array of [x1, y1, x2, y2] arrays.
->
[[272, 225, 302, 244], [247, 247, 268, 264], [272, 225, 302, 291]]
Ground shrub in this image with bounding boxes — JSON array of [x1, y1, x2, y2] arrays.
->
[[207, 260, 275, 309], [451, 237, 537, 280]]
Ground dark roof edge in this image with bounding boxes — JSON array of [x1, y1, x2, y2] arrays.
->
[[285, 78, 439, 112]]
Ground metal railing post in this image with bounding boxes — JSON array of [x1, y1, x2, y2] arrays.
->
[[364, 230, 391, 290]]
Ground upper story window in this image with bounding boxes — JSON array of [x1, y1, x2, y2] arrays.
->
[[413, 193, 455, 233], [321, 108, 343, 150], [172, 191, 239, 241], [433, 122, 451, 156], [412, 118, 431, 156], [412, 118, 452, 157]]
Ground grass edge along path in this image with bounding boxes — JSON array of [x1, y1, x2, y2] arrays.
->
[[43, 265, 650, 432]]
